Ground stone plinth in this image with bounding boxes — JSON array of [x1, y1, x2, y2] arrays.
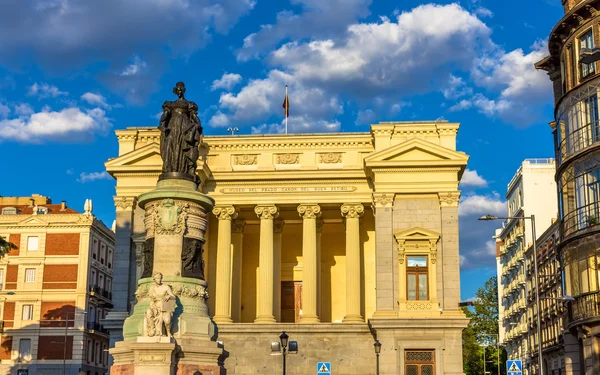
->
[[111, 177, 226, 374]]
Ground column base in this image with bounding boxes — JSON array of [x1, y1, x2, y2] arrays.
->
[[213, 316, 233, 324], [299, 315, 320, 323], [254, 315, 276, 323], [343, 314, 364, 323], [372, 310, 398, 318]]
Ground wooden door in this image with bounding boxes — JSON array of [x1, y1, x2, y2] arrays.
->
[[281, 281, 302, 323], [405, 350, 435, 375]]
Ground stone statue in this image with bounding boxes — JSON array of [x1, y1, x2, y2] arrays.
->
[[141, 239, 154, 278], [158, 81, 203, 181], [145, 272, 176, 337], [181, 238, 205, 280]]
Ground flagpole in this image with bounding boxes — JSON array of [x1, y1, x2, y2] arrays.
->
[[285, 85, 288, 134]]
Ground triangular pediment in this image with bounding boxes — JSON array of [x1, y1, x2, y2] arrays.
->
[[17, 216, 49, 227], [105, 143, 162, 170], [364, 138, 468, 166], [394, 227, 440, 242]]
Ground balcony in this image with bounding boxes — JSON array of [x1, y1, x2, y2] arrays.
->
[[86, 321, 109, 336], [89, 285, 112, 300], [570, 290, 600, 323]]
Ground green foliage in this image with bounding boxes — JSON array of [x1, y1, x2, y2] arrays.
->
[[463, 275, 508, 375], [0, 236, 16, 258]]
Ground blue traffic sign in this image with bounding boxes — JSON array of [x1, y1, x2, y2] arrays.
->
[[507, 359, 522, 375], [317, 362, 331, 374]]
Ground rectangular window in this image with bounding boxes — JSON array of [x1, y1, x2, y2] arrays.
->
[[108, 249, 113, 269], [407, 256, 428, 301], [92, 239, 98, 260], [24, 268, 35, 283], [18, 339, 31, 362], [0, 269, 4, 290], [87, 340, 92, 362], [100, 244, 106, 265], [581, 30, 595, 78], [21, 304, 33, 321], [90, 270, 96, 287], [98, 274, 104, 289], [27, 236, 38, 251]]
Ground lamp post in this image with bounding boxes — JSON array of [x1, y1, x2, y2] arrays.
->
[[61, 312, 86, 375], [374, 340, 381, 375], [280, 332, 289, 375], [479, 214, 543, 375], [227, 127, 239, 136]]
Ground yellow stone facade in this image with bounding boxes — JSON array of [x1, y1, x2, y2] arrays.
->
[[105, 121, 469, 375]]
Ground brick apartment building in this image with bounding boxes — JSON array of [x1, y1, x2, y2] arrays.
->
[[0, 195, 114, 375]]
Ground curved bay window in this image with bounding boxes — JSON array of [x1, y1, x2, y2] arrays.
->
[[556, 80, 600, 164], [407, 257, 428, 301], [559, 152, 600, 237], [563, 238, 600, 322]]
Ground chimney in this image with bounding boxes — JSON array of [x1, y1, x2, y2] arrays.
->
[[61, 201, 67, 211], [29, 198, 35, 207]]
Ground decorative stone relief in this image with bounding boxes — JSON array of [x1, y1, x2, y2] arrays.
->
[[181, 237, 205, 280], [142, 238, 154, 278], [341, 203, 364, 219], [114, 196, 136, 211], [397, 239, 406, 264], [319, 153, 342, 164], [234, 155, 258, 165], [406, 302, 433, 311], [372, 193, 394, 208], [135, 281, 209, 302], [298, 204, 321, 219], [134, 242, 144, 267], [154, 199, 189, 235], [438, 191, 461, 207], [276, 153, 300, 164], [144, 272, 176, 337], [255, 205, 279, 220], [429, 239, 438, 264], [212, 206, 238, 221]]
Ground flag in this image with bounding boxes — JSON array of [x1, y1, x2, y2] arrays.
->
[[282, 89, 289, 118]]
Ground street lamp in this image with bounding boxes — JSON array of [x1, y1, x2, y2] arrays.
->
[[374, 340, 381, 375], [270, 331, 298, 375], [478, 214, 544, 375], [227, 127, 239, 136]]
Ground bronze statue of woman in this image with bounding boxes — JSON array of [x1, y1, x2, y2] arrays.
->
[[158, 82, 203, 182]]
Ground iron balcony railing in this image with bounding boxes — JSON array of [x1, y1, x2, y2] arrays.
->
[[570, 290, 600, 322], [562, 201, 600, 238], [86, 321, 109, 335], [558, 119, 600, 164], [89, 285, 112, 301]]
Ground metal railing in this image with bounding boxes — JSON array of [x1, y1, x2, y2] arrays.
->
[[562, 201, 600, 237], [86, 321, 109, 335], [89, 285, 112, 300], [570, 290, 600, 322], [558, 119, 600, 163]]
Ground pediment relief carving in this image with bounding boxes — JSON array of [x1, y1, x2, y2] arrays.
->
[[394, 227, 440, 264], [364, 138, 468, 166]]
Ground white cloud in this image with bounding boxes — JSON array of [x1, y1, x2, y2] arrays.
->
[[460, 169, 488, 187], [449, 99, 473, 112], [27, 83, 68, 98], [390, 101, 411, 114], [355, 109, 377, 125], [78, 171, 112, 183], [0, 107, 111, 143], [460, 240, 497, 268], [0, 103, 9, 118], [211, 73, 243, 91], [474, 7, 493, 18], [13, 103, 33, 116], [442, 75, 472, 99], [81, 93, 111, 109], [459, 192, 506, 216], [120, 56, 147, 77], [251, 123, 285, 134]]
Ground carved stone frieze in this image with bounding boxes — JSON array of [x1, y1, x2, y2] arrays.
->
[[234, 154, 258, 165], [406, 302, 433, 311], [154, 199, 189, 235], [438, 191, 460, 207], [298, 204, 321, 219], [318, 153, 343, 164], [372, 193, 394, 208], [255, 205, 279, 220], [341, 203, 364, 219], [276, 153, 300, 164], [135, 282, 209, 302], [212, 205, 238, 221], [114, 196, 136, 211]]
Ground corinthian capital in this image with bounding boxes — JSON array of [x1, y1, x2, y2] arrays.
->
[[114, 196, 137, 211], [438, 191, 461, 207], [255, 205, 279, 220], [212, 205, 238, 220], [341, 203, 364, 219], [298, 204, 321, 219]]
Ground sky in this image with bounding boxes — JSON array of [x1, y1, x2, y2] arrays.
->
[[0, 0, 564, 300]]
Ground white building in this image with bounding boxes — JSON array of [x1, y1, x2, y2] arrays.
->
[[496, 159, 557, 371]]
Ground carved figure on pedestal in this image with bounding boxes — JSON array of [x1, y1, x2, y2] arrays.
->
[[158, 82, 203, 181], [141, 238, 154, 278], [145, 272, 176, 337], [181, 238, 205, 280]]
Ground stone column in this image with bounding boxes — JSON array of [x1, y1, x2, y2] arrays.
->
[[316, 219, 323, 318], [103, 196, 136, 368], [273, 220, 284, 322], [231, 220, 245, 323], [254, 205, 279, 323], [341, 203, 364, 323], [372, 193, 397, 318], [298, 204, 321, 323], [438, 192, 461, 311], [212, 205, 238, 324]]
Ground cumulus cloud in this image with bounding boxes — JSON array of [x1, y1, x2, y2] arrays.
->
[[0, 0, 255, 103], [0, 107, 111, 143], [442, 75, 473, 99], [474, 7, 493, 18], [0, 103, 9, 118], [460, 169, 488, 187], [81, 93, 111, 109], [460, 240, 497, 269], [13, 103, 34, 116], [78, 171, 112, 183], [27, 83, 68, 98], [211, 73, 243, 91], [251, 123, 285, 134], [355, 109, 377, 125], [459, 192, 506, 216]]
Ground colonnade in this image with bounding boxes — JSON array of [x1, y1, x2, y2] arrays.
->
[[211, 203, 365, 324]]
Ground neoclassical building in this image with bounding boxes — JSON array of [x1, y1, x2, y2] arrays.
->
[[104, 121, 469, 375]]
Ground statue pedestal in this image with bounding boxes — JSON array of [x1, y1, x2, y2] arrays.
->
[[110, 178, 226, 374]]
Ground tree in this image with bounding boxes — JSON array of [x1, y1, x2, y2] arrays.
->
[[0, 236, 16, 258], [463, 275, 507, 375]]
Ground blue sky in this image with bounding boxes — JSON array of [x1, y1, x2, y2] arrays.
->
[[0, 0, 563, 300]]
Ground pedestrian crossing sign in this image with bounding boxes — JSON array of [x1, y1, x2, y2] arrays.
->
[[317, 362, 331, 374], [507, 359, 522, 375]]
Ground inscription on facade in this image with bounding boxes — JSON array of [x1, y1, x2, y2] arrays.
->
[[220, 186, 357, 194]]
